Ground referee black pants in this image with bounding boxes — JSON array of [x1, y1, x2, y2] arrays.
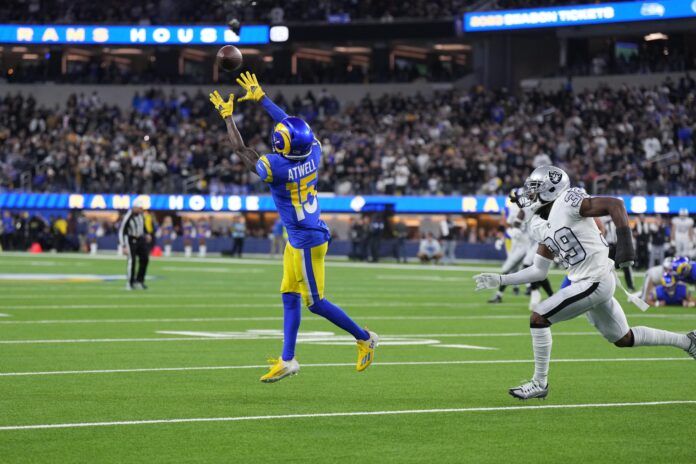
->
[[126, 237, 149, 285]]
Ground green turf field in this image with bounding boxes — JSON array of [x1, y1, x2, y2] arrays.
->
[[0, 252, 693, 463]]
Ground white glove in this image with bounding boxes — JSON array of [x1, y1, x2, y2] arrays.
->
[[473, 273, 501, 291], [494, 239, 504, 251]]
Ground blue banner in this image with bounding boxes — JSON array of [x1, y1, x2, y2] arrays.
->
[[0, 24, 286, 45], [0, 193, 693, 215], [464, 1, 696, 32]]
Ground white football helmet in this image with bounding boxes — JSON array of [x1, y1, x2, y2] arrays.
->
[[521, 165, 570, 212]]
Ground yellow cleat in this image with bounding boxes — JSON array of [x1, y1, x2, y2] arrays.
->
[[259, 357, 299, 383], [356, 330, 379, 372]]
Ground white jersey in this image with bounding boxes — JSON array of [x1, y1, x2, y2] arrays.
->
[[672, 217, 694, 239], [505, 201, 532, 248], [529, 188, 612, 282], [646, 265, 664, 285]]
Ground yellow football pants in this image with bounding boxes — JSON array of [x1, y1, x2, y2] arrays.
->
[[280, 242, 328, 306]]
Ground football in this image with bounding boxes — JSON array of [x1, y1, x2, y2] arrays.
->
[[216, 45, 243, 72]]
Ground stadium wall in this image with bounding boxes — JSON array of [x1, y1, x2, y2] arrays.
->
[[92, 235, 505, 260]]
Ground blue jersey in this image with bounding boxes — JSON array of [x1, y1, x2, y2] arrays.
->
[[655, 283, 688, 306], [678, 264, 696, 284], [256, 143, 330, 249]]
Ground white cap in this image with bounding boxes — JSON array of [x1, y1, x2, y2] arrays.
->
[[132, 197, 147, 209]]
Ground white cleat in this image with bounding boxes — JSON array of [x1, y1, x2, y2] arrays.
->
[[509, 379, 549, 400], [686, 331, 696, 360]]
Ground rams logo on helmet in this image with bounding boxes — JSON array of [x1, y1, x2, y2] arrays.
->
[[548, 170, 562, 184], [272, 123, 292, 156]]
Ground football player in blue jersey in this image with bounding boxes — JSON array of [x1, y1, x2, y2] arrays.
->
[[673, 256, 696, 285], [209, 72, 378, 383], [647, 272, 694, 307]]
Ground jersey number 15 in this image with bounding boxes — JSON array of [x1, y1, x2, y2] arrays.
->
[[286, 172, 318, 221]]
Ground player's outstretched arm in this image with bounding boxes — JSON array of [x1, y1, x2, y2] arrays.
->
[[474, 244, 554, 290], [235, 71, 289, 122], [209, 90, 260, 175], [579, 196, 635, 267]]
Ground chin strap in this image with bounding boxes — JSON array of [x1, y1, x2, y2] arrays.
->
[[613, 269, 649, 311]]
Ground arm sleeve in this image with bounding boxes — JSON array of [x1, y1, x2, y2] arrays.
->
[[500, 254, 552, 285], [118, 211, 131, 246], [261, 96, 289, 123]]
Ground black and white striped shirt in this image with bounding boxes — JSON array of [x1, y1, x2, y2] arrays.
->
[[118, 209, 145, 245]]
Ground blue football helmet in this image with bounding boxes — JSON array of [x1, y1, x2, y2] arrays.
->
[[661, 272, 677, 288], [672, 256, 692, 276], [271, 117, 314, 160]]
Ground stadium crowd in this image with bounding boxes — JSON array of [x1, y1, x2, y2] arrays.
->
[[1, 75, 696, 196], [1, 0, 469, 24]]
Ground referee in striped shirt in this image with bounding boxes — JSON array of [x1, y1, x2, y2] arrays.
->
[[118, 198, 151, 290]]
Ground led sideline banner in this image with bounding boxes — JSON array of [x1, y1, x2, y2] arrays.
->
[[0, 193, 693, 215], [464, 1, 696, 32], [0, 24, 288, 45]]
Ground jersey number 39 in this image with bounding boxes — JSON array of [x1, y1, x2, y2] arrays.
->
[[543, 227, 587, 265], [286, 172, 318, 221]]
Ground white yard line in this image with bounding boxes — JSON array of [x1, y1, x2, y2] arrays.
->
[[0, 302, 516, 310], [0, 315, 532, 325], [0, 332, 602, 345], [0, 251, 559, 274], [0, 400, 693, 431]]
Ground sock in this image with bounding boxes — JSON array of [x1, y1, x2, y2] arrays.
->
[[281, 293, 302, 361], [309, 298, 369, 340], [199, 245, 206, 257], [540, 278, 554, 297], [164, 244, 171, 257], [498, 285, 506, 294], [631, 326, 690, 350], [624, 267, 634, 289], [89, 243, 97, 255], [529, 290, 541, 311], [531, 327, 552, 387], [184, 245, 192, 257]]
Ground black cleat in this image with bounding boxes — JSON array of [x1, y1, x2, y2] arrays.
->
[[488, 295, 502, 304]]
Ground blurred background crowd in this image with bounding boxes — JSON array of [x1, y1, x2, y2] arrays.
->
[[1, 75, 695, 197]]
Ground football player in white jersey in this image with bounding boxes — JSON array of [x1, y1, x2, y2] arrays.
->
[[474, 166, 696, 400], [671, 209, 694, 257], [639, 257, 674, 301], [489, 189, 533, 303]]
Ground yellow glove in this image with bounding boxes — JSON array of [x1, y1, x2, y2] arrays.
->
[[236, 71, 266, 102], [209, 90, 234, 118]]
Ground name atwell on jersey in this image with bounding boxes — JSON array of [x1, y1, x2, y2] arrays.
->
[[288, 158, 317, 180]]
